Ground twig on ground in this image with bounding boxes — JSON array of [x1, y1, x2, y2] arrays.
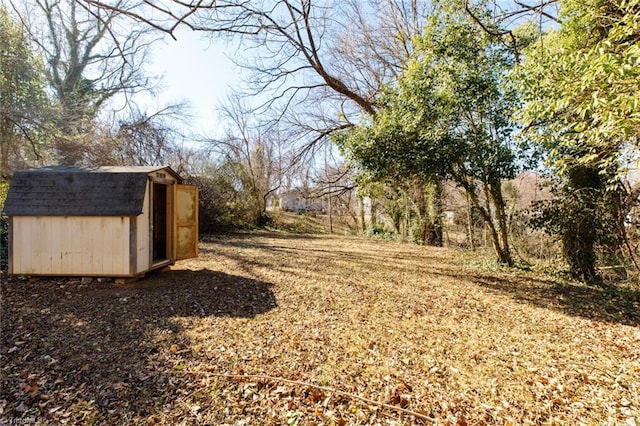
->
[[180, 371, 436, 423], [192, 300, 206, 316]]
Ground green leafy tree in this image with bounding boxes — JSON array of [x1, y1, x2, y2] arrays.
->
[[515, 0, 640, 282], [338, 3, 518, 264], [0, 6, 49, 178]]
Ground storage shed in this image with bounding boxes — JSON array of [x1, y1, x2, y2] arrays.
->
[[3, 166, 198, 277]]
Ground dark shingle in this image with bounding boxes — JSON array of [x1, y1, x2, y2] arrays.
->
[[3, 166, 178, 216]]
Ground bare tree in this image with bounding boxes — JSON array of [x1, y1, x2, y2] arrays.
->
[[9, 0, 155, 165], [210, 94, 290, 222], [113, 105, 188, 164], [63, 102, 196, 174], [68, 1, 445, 237], [462, 0, 560, 61], [67, 0, 559, 130], [330, 0, 429, 98], [73, 1, 426, 123]]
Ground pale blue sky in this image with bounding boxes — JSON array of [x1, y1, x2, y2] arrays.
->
[[145, 29, 242, 138]]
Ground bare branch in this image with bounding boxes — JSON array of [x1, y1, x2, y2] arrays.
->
[[463, 0, 560, 62], [464, 0, 521, 63]]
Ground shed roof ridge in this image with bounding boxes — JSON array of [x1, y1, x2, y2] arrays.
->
[[3, 165, 183, 217]]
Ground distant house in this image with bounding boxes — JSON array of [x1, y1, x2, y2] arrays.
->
[[443, 210, 455, 225], [278, 190, 326, 213], [3, 166, 198, 277], [278, 191, 304, 212]]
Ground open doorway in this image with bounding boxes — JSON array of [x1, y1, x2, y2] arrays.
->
[[152, 182, 169, 264]]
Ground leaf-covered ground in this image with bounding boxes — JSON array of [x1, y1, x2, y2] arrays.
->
[[1, 231, 639, 425]]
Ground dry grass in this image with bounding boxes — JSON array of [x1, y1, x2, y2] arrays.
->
[[1, 231, 639, 425]]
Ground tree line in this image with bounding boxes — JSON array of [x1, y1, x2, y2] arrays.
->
[[2, 0, 640, 284]]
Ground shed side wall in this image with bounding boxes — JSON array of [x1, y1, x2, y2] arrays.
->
[[12, 216, 130, 276]]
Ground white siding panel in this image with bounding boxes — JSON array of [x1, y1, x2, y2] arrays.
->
[[114, 216, 129, 274], [52, 217, 66, 273], [81, 219, 94, 275], [32, 217, 52, 274], [90, 218, 103, 275], [101, 219, 111, 274], [12, 216, 130, 276], [71, 219, 84, 272]]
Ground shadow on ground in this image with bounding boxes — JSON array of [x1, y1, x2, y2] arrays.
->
[[444, 270, 640, 327], [202, 232, 640, 327], [0, 269, 276, 424], [203, 232, 640, 327]]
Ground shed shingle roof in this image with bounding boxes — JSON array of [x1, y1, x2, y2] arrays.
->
[[3, 166, 181, 216]]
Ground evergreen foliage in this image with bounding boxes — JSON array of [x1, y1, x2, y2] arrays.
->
[[516, 0, 640, 282], [337, 2, 519, 265]]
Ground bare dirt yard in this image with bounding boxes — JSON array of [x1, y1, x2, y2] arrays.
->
[[1, 231, 639, 425]]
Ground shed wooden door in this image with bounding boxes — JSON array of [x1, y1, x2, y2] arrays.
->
[[174, 184, 199, 260]]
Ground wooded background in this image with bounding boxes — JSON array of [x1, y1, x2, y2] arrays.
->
[[2, 0, 640, 284]]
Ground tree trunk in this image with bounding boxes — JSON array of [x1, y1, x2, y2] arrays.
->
[[328, 191, 333, 234], [489, 181, 513, 266], [425, 177, 444, 246], [563, 165, 602, 283], [464, 180, 513, 266], [358, 195, 366, 233], [466, 192, 475, 250]]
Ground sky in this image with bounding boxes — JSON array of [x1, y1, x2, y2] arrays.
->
[[142, 29, 243, 140]]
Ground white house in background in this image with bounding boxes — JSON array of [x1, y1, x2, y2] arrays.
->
[[277, 190, 326, 213]]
